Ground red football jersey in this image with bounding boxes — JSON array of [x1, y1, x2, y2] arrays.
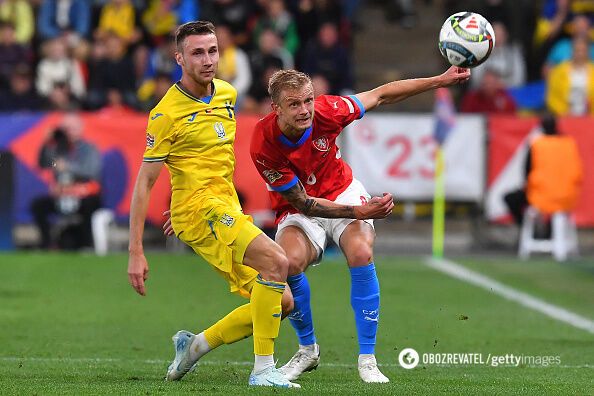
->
[[250, 94, 365, 222]]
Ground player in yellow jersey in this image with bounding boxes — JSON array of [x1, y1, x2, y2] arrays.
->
[[126, 21, 300, 388]]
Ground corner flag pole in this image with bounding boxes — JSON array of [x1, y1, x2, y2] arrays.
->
[[432, 88, 455, 259], [432, 146, 445, 258]]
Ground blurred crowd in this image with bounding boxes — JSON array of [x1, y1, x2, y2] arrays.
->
[[0, 0, 358, 114], [2, 0, 594, 117], [446, 0, 594, 116]]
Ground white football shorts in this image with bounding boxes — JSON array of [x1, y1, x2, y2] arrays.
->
[[275, 178, 375, 263]]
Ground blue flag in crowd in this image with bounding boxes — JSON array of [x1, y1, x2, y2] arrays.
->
[[433, 88, 456, 145]]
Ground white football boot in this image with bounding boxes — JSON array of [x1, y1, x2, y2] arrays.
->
[[358, 354, 390, 383], [248, 366, 301, 388], [279, 344, 320, 381], [165, 330, 198, 381]]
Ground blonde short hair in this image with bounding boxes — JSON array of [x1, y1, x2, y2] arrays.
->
[[268, 70, 312, 104]]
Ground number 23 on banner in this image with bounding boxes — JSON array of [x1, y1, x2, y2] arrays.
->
[[385, 134, 437, 180]]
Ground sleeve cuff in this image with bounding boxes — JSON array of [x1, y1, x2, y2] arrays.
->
[[269, 175, 299, 192], [348, 95, 366, 119], [143, 155, 167, 162]]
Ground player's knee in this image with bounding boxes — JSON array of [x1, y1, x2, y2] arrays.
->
[[347, 242, 373, 266], [260, 246, 289, 282]]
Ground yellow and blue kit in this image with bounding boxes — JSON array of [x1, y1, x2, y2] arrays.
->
[[143, 78, 260, 297]]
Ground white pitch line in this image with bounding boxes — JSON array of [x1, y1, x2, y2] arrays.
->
[[0, 357, 592, 369], [425, 257, 594, 334]]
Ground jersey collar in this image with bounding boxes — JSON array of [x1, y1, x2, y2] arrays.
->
[[174, 80, 216, 104], [278, 126, 312, 148]]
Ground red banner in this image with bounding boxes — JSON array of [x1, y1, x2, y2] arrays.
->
[[8, 111, 270, 226]]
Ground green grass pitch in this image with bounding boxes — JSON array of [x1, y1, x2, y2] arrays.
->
[[1, 252, 593, 394]]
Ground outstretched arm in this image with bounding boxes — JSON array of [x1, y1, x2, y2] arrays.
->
[[279, 180, 394, 219], [355, 66, 470, 112], [160, 186, 394, 237], [128, 161, 164, 296]]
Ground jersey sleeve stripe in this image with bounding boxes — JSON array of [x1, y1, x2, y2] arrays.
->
[[348, 95, 366, 119], [143, 156, 168, 162], [268, 175, 299, 192], [341, 96, 355, 113]]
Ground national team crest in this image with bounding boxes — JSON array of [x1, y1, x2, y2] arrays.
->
[[219, 213, 235, 227], [146, 133, 155, 148], [214, 122, 226, 139], [312, 136, 330, 152]]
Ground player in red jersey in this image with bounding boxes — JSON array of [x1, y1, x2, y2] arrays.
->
[[250, 67, 470, 383]]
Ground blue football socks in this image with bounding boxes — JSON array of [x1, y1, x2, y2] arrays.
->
[[287, 273, 316, 346], [350, 262, 380, 355]]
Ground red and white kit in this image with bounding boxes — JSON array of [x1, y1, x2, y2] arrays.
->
[[251, 94, 373, 257]]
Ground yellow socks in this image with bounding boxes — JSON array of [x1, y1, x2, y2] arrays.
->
[[203, 303, 252, 348], [201, 275, 285, 357], [250, 275, 285, 355]]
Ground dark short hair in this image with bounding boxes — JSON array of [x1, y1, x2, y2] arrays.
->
[[540, 113, 557, 135], [175, 21, 216, 51]]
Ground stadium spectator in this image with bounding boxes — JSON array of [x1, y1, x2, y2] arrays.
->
[[460, 68, 517, 113], [243, 62, 282, 115], [504, 113, 582, 228], [533, 0, 571, 47], [171, 0, 200, 25], [0, 0, 34, 45], [546, 36, 594, 115], [0, 20, 32, 89], [252, 28, 293, 70], [300, 22, 353, 95], [252, 0, 300, 56], [37, 0, 91, 42], [543, 14, 594, 76], [143, 34, 181, 80], [245, 27, 293, 114], [470, 22, 526, 89], [36, 37, 86, 103], [86, 32, 137, 109], [200, 0, 255, 47], [137, 72, 171, 111], [141, 0, 176, 42], [94, 0, 141, 44], [31, 112, 102, 250], [290, 0, 346, 59], [215, 24, 252, 107], [141, 0, 199, 44], [0, 63, 46, 111]]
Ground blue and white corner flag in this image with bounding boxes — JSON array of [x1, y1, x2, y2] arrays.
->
[[433, 88, 456, 145]]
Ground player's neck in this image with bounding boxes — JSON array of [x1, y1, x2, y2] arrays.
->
[[277, 119, 306, 142], [178, 77, 213, 99]]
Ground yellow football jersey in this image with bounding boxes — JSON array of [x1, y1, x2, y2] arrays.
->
[[143, 78, 241, 234]]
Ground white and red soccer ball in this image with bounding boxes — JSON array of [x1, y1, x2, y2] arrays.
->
[[439, 12, 496, 68]]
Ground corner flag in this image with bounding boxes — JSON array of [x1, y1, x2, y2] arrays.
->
[[432, 88, 456, 258]]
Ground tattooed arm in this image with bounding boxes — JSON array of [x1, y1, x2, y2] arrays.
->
[[278, 180, 394, 220]]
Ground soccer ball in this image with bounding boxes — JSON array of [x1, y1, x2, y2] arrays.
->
[[438, 12, 495, 68]]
